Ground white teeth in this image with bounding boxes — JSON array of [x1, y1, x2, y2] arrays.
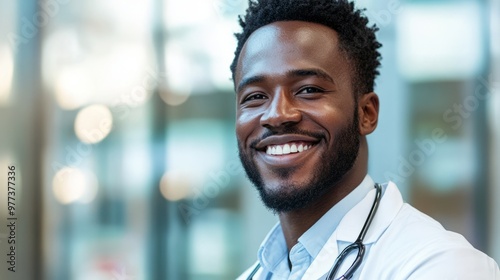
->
[[275, 146, 283, 155], [265, 143, 313, 156], [283, 144, 291, 154]]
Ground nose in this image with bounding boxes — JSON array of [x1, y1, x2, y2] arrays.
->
[[260, 91, 301, 128]]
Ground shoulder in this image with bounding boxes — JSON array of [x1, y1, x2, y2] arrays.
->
[[374, 202, 500, 279]]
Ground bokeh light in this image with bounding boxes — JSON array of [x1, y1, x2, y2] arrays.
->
[[74, 104, 113, 144], [0, 45, 14, 106], [52, 167, 99, 204], [55, 65, 93, 110], [159, 170, 192, 201]]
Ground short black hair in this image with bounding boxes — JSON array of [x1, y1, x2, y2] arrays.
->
[[230, 0, 382, 95]]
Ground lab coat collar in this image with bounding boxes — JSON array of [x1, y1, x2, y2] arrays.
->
[[302, 181, 403, 280], [336, 181, 402, 244]]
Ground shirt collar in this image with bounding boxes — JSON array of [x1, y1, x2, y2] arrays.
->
[[257, 174, 375, 273], [257, 223, 288, 274], [298, 175, 375, 258]]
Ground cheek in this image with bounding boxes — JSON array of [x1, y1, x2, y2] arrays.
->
[[307, 103, 342, 125], [304, 102, 352, 139], [235, 124, 246, 144], [236, 111, 259, 143]]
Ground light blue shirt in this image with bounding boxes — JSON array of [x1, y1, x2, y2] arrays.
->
[[257, 175, 376, 279]]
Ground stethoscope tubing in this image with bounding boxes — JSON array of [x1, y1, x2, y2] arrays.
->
[[326, 183, 382, 279], [247, 183, 382, 280]]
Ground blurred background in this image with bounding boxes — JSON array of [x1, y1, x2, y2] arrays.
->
[[0, 0, 499, 279]]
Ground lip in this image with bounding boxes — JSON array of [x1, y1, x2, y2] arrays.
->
[[255, 134, 320, 151]]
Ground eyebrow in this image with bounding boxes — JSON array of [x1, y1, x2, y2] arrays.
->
[[236, 75, 266, 93], [236, 68, 335, 93]]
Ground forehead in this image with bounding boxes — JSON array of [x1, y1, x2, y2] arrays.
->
[[235, 21, 351, 85]]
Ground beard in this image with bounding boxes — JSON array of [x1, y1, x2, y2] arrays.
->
[[238, 107, 360, 213]]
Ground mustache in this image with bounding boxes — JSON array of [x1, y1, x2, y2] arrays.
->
[[249, 127, 325, 149]]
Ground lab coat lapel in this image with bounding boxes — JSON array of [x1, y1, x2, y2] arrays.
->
[[337, 181, 402, 244], [301, 229, 340, 279], [301, 182, 403, 280], [237, 261, 264, 280]]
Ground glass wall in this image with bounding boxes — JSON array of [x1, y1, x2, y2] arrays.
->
[[1, 0, 499, 279]]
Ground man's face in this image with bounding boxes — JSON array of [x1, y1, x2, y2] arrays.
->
[[234, 21, 360, 212]]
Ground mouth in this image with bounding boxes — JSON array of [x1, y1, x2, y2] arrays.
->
[[265, 142, 315, 156], [253, 134, 321, 167]]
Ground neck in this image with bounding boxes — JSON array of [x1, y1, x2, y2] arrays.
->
[[278, 139, 368, 251]]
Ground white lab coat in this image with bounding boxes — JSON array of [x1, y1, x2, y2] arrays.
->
[[238, 182, 500, 280]]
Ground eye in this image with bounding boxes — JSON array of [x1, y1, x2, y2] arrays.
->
[[297, 86, 326, 95], [241, 93, 267, 104]]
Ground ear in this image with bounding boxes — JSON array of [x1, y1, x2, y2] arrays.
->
[[358, 92, 379, 136]]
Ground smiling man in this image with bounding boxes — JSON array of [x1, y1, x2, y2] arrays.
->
[[231, 0, 500, 279]]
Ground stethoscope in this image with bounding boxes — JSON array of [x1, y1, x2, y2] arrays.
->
[[247, 183, 382, 280]]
